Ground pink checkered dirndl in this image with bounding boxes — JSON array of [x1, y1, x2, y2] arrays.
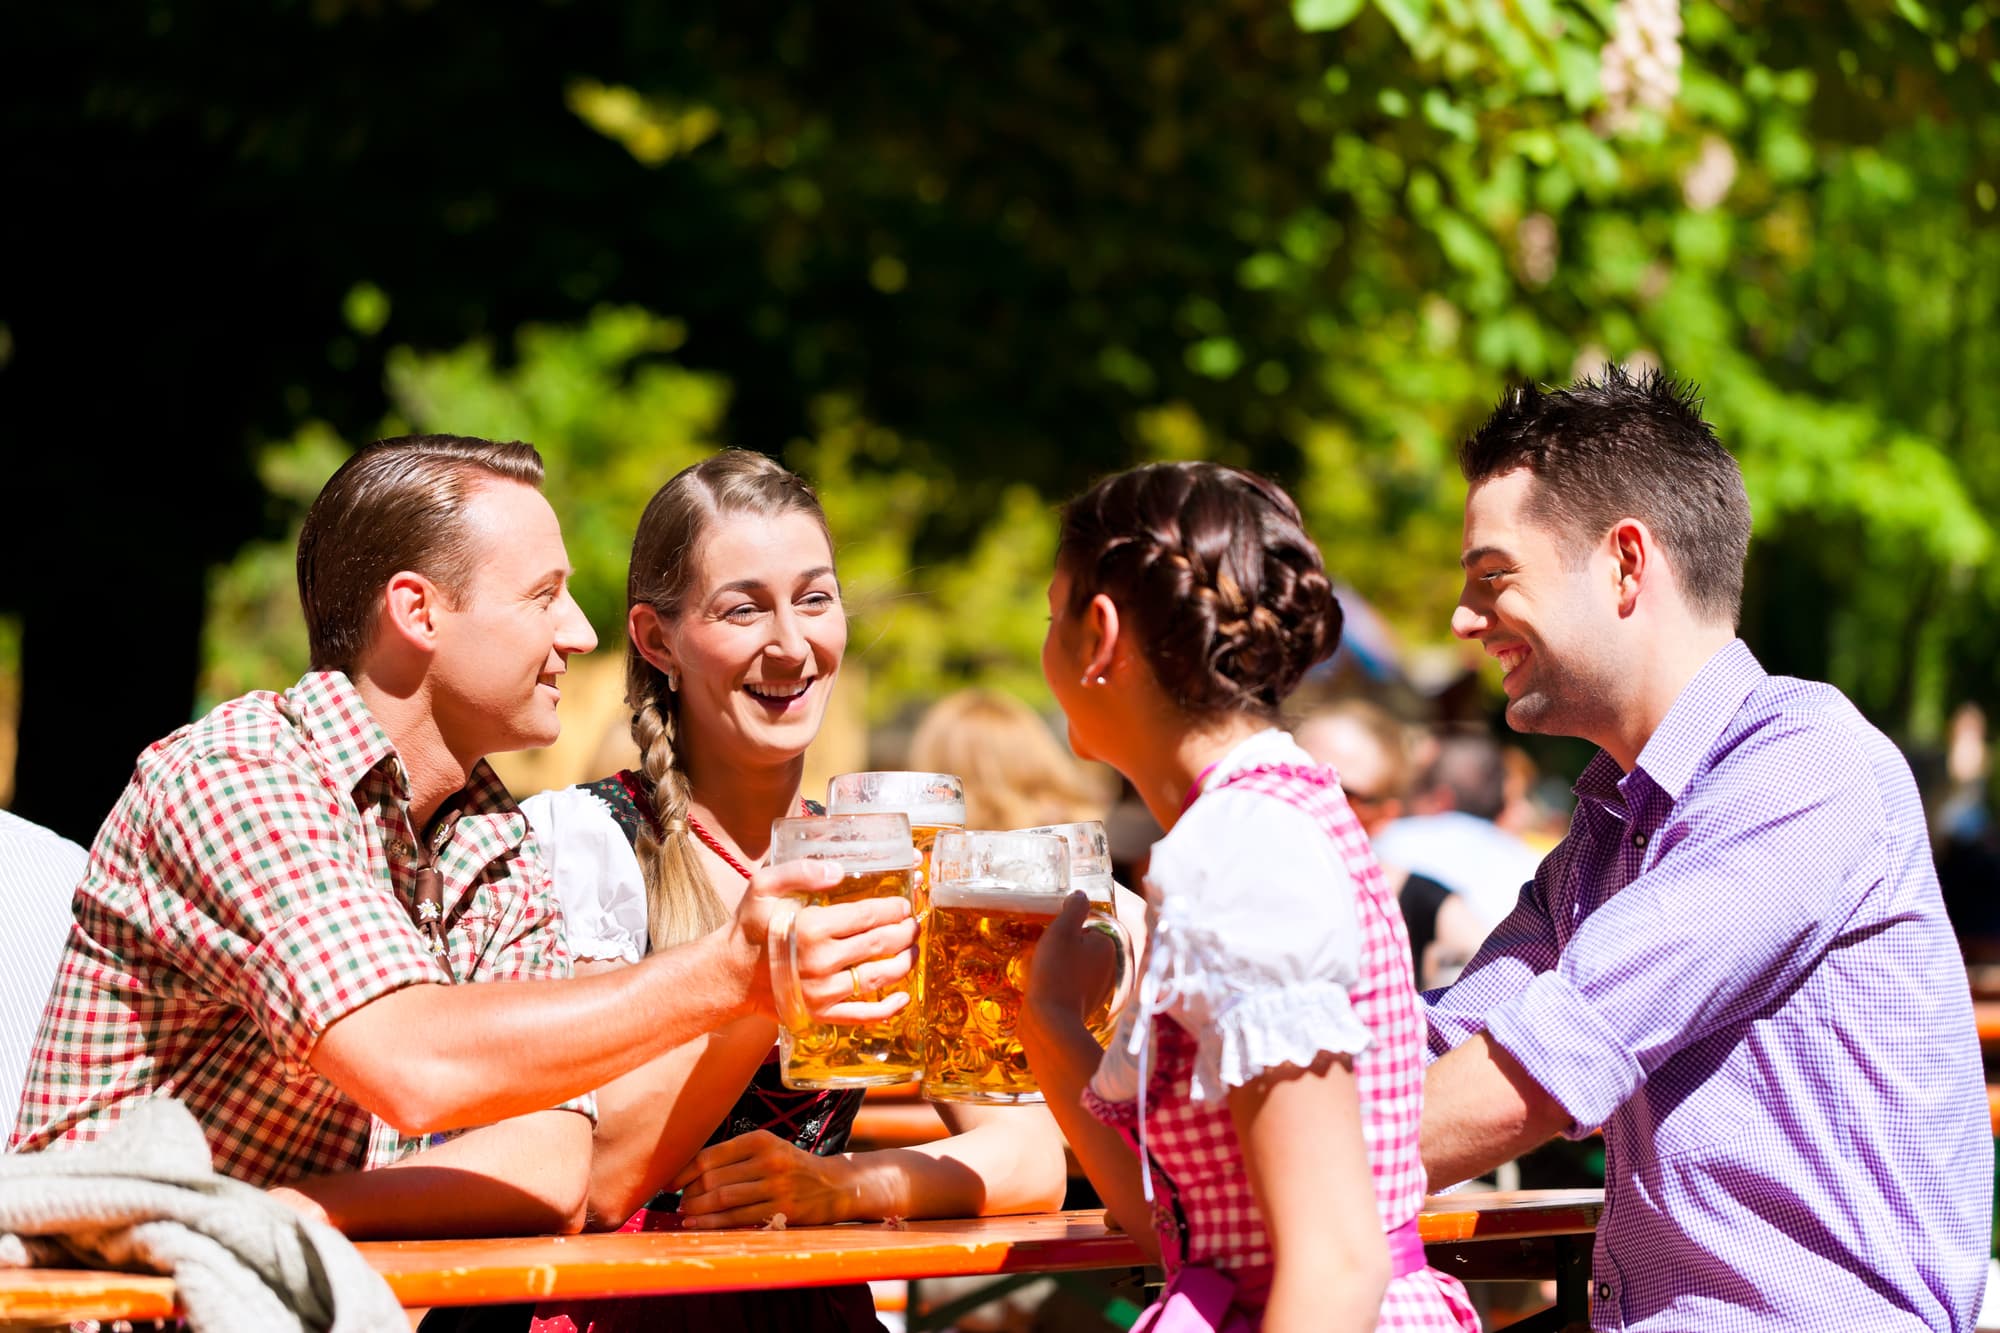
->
[[1084, 762, 1479, 1331]]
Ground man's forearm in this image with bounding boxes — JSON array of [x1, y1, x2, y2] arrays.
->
[[1421, 1032, 1571, 1188], [282, 1109, 593, 1239], [313, 924, 758, 1134]]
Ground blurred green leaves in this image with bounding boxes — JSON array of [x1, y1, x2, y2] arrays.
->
[[185, 0, 2000, 742]]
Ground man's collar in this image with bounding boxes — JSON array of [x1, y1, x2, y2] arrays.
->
[[290, 670, 529, 859], [289, 670, 401, 797], [1571, 639, 1765, 808], [1630, 639, 1766, 802]]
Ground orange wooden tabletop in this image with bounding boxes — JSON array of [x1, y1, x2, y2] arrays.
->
[[1976, 1000, 2000, 1046], [0, 1267, 179, 1325], [0, 1193, 1604, 1319]]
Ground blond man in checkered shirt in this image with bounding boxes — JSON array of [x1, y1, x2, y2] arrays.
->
[[10, 436, 918, 1239]]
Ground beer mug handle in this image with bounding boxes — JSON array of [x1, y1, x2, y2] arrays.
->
[[1082, 915, 1138, 1024], [767, 902, 812, 1029]]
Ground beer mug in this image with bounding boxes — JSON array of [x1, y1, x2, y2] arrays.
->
[[768, 813, 922, 1090], [825, 772, 966, 916], [922, 830, 1136, 1105], [1018, 820, 1124, 1046]]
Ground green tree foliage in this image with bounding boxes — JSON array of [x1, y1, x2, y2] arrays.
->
[[15, 0, 2000, 837], [203, 310, 1062, 720]]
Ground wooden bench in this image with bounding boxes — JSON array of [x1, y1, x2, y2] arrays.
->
[[0, 1192, 1604, 1327]]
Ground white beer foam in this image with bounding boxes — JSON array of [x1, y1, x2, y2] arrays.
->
[[775, 843, 917, 873], [817, 847, 919, 873], [829, 799, 965, 827], [931, 878, 1067, 915]]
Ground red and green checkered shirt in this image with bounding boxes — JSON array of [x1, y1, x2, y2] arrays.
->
[[8, 670, 591, 1187]]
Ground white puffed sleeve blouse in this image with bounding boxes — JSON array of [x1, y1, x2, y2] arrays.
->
[[520, 786, 652, 966], [1090, 729, 1372, 1108]]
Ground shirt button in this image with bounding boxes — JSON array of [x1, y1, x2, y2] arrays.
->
[[1632, 832, 1648, 849], [1596, 1282, 1612, 1301]]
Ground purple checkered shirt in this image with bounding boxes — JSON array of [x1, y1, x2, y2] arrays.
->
[[1425, 640, 1990, 1332]]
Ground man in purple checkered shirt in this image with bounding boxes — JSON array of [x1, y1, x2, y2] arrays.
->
[[1419, 369, 1990, 1331]]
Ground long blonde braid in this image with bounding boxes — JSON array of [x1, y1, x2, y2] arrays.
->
[[623, 449, 834, 952], [628, 679, 729, 950]]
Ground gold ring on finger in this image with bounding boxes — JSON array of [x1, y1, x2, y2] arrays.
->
[[849, 964, 863, 1000]]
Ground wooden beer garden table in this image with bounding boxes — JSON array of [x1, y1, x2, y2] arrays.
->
[[0, 1191, 1604, 1330]]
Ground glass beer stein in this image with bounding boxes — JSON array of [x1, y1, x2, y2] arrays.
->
[[768, 812, 922, 1090], [922, 830, 1135, 1105], [825, 771, 967, 917], [1018, 820, 1125, 1046]]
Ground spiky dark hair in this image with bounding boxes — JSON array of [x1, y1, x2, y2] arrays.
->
[[1459, 363, 1752, 626]]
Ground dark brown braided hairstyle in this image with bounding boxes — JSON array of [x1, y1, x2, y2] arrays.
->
[[1056, 461, 1343, 718]]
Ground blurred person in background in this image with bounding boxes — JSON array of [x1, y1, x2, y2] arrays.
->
[[1496, 745, 1569, 854], [1105, 789, 1163, 890], [1372, 729, 1543, 929], [908, 687, 1148, 953], [907, 687, 1107, 831], [0, 810, 86, 1136], [1937, 702, 2000, 946], [511, 452, 1066, 1333], [1295, 700, 1488, 987]]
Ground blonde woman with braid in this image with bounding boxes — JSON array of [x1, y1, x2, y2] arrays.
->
[[515, 452, 1068, 1333]]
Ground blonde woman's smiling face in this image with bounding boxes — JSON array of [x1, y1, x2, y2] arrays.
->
[[657, 511, 845, 766]]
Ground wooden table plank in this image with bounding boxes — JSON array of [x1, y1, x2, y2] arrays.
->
[[0, 1193, 1606, 1318], [358, 1211, 1140, 1306], [1976, 1000, 2000, 1048], [1412, 1188, 1604, 1244], [0, 1268, 177, 1325]]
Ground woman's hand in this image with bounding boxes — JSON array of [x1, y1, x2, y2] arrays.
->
[[1023, 891, 1118, 1029], [670, 1130, 859, 1229]]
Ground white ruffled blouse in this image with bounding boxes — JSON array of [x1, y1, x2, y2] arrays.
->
[[520, 786, 652, 965], [1090, 728, 1371, 1109]]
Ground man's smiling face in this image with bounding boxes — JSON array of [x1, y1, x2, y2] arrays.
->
[[1451, 468, 1623, 744]]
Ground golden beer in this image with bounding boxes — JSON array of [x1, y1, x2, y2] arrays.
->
[[1019, 823, 1124, 1049], [827, 774, 968, 1058], [769, 812, 921, 1090], [921, 882, 1066, 1104], [779, 862, 924, 1088], [910, 823, 954, 918]]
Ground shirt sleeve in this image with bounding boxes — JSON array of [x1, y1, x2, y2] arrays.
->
[[1422, 858, 1564, 1062], [426, 824, 598, 1133], [150, 750, 442, 1075], [1481, 715, 1888, 1136], [520, 788, 649, 965], [1140, 790, 1373, 1105]]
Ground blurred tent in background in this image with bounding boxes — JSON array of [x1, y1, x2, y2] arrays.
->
[[1321, 581, 1408, 685], [3, 0, 1997, 839]]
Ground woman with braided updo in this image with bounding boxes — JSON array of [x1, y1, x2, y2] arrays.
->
[[1021, 463, 1479, 1333], [516, 451, 1066, 1333]]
